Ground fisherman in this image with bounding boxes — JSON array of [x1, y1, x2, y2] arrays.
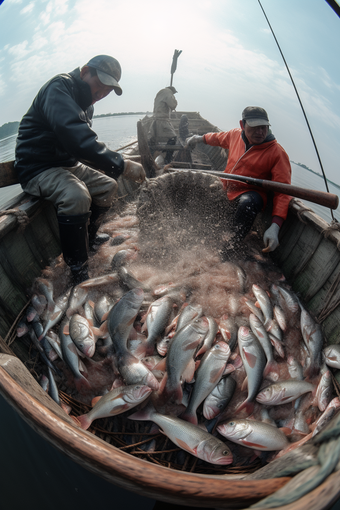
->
[[185, 106, 291, 259], [14, 55, 146, 284], [148, 86, 178, 164]]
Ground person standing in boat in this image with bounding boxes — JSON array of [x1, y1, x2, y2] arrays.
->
[[185, 106, 291, 260], [148, 86, 178, 165], [14, 55, 146, 285]]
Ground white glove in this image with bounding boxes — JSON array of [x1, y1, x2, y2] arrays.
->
[[122, 159, 146, 183], [262, 223, 280, 253], [185, 135, 204, 149]]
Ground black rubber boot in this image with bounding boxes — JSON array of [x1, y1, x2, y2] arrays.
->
[[57, 213, 90, 285], [88, 204, 111, 251]]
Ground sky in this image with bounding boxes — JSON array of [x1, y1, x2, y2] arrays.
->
[[1, 0, 340, 184]]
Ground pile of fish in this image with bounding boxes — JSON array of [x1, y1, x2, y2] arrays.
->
[[17, 209, 340, 469]]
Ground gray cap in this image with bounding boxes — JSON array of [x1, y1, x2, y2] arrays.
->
[[242, 106, 270, 127], [86, 55, 122, 95]]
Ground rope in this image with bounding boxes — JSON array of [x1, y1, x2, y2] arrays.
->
[[251, 413, 340, 508], [0, 208, 30, 231]]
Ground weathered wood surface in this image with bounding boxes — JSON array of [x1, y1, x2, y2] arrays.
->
[[0, 160, 18, 187], [0, 354, 292, 508]]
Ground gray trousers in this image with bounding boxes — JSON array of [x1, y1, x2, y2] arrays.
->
[[22, 163, 118, 216]]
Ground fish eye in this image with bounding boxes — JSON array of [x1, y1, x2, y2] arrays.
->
[[229, 421, 235, 426], [218, 404, 223, 409], [222, 450, 229, 455]]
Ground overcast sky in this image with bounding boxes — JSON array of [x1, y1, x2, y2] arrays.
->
[[1, 0, 340, 184]]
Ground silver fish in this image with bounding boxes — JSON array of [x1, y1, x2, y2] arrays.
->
[[218, 315, 238, 351], [203, 375, 237, 420], [66, 285, 88, 318], [181, 341, 231, 424], [323, 344, 340, 369], [217, 418, 289, 451], [156, 335, 173, 357], [94, 294, 115, 324], [31, 293, 47, 316], [237, 326, 266, 413], [76, 384, 152, 430], [45, 330, 63, 360], [196, 316, 218, 357], [117, 350, 160, 390], [315, 369, 333, 412], [256, 379, 315, 406], [275, 285, 300, 314], [59, 318, 91, 393], [287, 356, 304, 380], [176, 303, 203, 332], [79, 272, 119, 289], [273, 305, 287, 332], [300, 307, 323, 378], [35, 278, 55, 313], [69, 314, 96, 358], [107, 288, 145, 351], [312, 397, 340, 437], [111, 249, 135, 270], [252, 284, 273, 327], [41, 288, 71, 339], [143, 296, 174, 356], [245, 300, 264, 323], [161, 316, 209, 404], [47, 366, 60, 404], [129, 405, 233, 465], [249, 313, 279, 381], [118, 266, 150, 292]]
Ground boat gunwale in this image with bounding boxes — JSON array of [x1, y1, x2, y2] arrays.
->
[[0, 357, 292, 507]]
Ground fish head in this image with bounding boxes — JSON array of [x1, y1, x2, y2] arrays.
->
[[125, 384, 153, 403], [256, 384, 284, 405], [211, 341, 231, 360], [78, 338, 96, 358], [198, 437, 233, 465], [217, 419, 250, 440]]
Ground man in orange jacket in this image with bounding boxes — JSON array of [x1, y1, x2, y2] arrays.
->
[[185, 106, 291, 259]]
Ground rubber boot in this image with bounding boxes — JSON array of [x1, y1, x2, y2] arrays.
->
[[88, 204, 111, 251], [57, 213, 90, 285], [164, 137, 177, 164]]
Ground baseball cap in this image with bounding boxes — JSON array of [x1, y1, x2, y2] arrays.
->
[[167, 86, 178, 94], [242, 106, 270, 127], [86, 55, 122, 95]]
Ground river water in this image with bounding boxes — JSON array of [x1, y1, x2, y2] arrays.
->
[[1, 113, 339, 223], [1, 114, 340, 510]]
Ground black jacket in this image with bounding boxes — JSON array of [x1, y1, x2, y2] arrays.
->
[[14, 68, 125, 185]]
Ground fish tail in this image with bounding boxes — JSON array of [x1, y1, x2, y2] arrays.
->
[[235, 399, 254, 415], [76, 414, 92, 430], [74, 375, 91, 394], [263, 360, 280, 381], [128, 404, 154, 421], [180, 409, 198, 425]]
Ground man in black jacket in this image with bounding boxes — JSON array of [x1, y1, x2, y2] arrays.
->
[[15, 55, 145, 284]]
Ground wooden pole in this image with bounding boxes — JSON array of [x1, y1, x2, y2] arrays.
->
[[167, 167, 339, 210]]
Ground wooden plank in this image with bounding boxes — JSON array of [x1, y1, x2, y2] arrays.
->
[[0, 160, 19, 187], [293, 236, 340, 306]]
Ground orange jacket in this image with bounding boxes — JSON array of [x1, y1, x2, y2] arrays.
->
[[204, 128, 292, 221]]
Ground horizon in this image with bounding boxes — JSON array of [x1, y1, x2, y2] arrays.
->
[[1, 0, 340, 185]]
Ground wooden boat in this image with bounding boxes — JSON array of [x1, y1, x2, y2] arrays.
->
[[1, 111, 340, 509]]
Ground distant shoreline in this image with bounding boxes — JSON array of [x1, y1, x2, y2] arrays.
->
[[291, 161, 340, 190], [0, 113, 150, 141]]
